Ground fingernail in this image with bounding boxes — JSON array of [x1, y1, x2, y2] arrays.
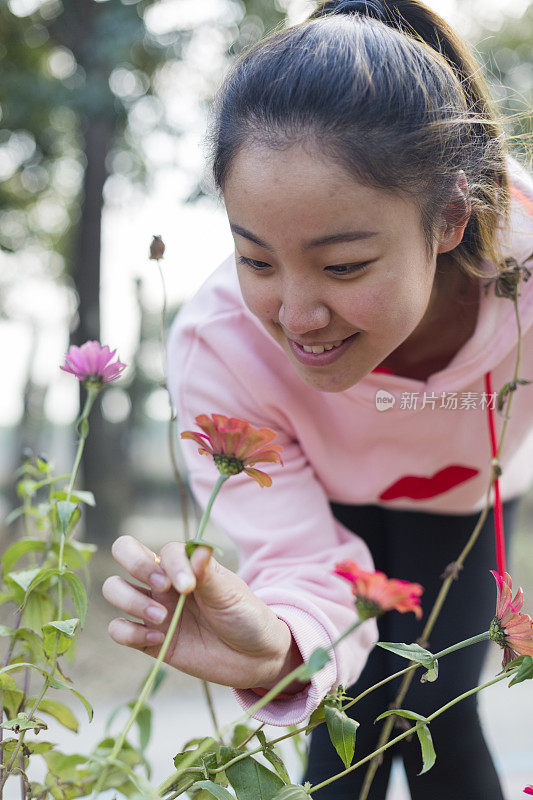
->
[[176, 571, 194, 593], [146, 605, 167, 623], [150, 572, 169, 591], [146, 630, 165, 644]]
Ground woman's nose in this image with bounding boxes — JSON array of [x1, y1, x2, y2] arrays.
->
[[278, 296, 330, 334]]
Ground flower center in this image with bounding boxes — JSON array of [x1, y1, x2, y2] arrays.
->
[[489, 615, 507, 647], [355, 597, 383, 621], [213, 454, 244, 476]]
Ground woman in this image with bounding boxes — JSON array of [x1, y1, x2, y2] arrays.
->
[[103, 1, 533, 796]]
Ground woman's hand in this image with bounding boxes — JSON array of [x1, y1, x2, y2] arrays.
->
[[102, 535, 304, 691]]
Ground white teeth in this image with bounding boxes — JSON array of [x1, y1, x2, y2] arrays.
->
[[301, 340, 344, 353]]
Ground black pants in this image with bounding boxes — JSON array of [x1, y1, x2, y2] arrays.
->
[[302, 498, 521, 800]]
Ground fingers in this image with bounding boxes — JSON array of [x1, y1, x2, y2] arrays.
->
[[109, 534, 211, 598], [158, 541, 200, 594], [102, 575, 168, 626], [111, 535, 172, 593], [108, 617, 165, 651]]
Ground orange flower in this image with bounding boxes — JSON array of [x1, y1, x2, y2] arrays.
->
[[334, 561, 423, 620], [181, 413, 283, 487], [489, 570, 533, 668]]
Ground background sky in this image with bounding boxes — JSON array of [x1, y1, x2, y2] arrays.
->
[[0, 0, 530, 426]]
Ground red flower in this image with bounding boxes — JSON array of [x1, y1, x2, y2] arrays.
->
[[523, 787, 533, 795], [334, 561, 423, 620], [489, 571, 533, 668], [181, 413, 283, 487]]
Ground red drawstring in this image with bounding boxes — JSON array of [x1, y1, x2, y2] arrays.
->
[[484, 371, 506, 576]]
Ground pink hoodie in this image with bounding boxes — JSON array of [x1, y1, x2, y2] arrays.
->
[[166, 154, 533, 726]]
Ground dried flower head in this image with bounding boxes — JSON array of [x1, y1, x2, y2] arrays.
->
[[61, 341, 126, 388], [485, 252, 532, 301], [334, 561, 423, 620], [489, 570, 533, 668], [149, 235, 166, 261], [181, 413, 283, 487]]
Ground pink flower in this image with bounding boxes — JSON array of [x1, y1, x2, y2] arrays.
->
[[61, 341, 126, 386], [489, 571, 533, 668], [523, 787, 533, 795], [334, 561, 423, 620], [181, 413, 283, 487]]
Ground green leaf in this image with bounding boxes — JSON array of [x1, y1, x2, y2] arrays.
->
[[262, 748, 291, 785], [1, 539, 47, 577], [0, 625, 43, 661], [375, 708, 429, 724], [190, 781, 235, 799], [0, 673, 24, 719], [299, 648, 331, 682], [22, 590, 56, 633], [7, 567, 45, 594], [27, 697, 79, 732], [1, 712, 47, 733], [415, 724, 436, 775], [185, 540, 225, 559], [135, 662, 166, 697], [376, 642, 435, 668], [24, 567, 61, 600], [231, 724, 254, 747], [25, 741, 56, 756], [126, 700, 151, 751], [273, 786, 312, 799], [52, 489, 96, 506], [0, 662, 51, 680], [256, 731, 290, 784], [42, 618, 79, 659], [48, 677, 93, 722], [55, 500, 80, 537], [508, 655, 533, 687], [61, 571, 87, 626], [226, 755, 284, 800], [420, 660, 439, 683], [305, 702, 326, 735], [324, 705, 358, 769]]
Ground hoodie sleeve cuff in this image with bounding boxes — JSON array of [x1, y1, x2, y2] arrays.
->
[[232, 603, 338, 727]]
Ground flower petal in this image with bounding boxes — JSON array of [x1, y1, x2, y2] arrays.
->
[[243, 467, 272, 487]]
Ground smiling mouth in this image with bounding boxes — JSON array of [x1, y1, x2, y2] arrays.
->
[[288, 335, 354, 353]]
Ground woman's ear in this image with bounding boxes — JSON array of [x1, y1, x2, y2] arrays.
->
[[436, 170, 471, 254]]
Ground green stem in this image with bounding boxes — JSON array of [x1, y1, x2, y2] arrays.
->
[[194, 474, 229, 543], [496, 294, 521, 458], [95, 472, 228, 798], [91, 593, 187, 799], [310, 667, 516, 794], [343, 631, 489, 713], [157, 624, 490, 795], [67, 388, 98, 499]]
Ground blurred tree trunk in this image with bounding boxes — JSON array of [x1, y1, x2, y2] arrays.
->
[[71, 116, 131, 544]]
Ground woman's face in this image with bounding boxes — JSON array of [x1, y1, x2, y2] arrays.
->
[[223, 143, 447, 392]]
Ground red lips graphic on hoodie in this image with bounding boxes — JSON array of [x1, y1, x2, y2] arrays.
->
[[379, 465, 479, 501]]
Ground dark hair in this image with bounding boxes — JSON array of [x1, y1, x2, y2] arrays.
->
[[207, 0, 530, 279]]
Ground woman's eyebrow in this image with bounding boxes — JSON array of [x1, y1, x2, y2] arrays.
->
[[230, 222, 379, 252]]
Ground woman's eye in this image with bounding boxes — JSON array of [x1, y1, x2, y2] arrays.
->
[[326, 263, 370, 276], [238, 256, 271, 271], [238, 256, 370, 275]]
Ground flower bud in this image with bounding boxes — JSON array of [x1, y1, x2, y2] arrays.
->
[[149, 235, 166, 261]]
